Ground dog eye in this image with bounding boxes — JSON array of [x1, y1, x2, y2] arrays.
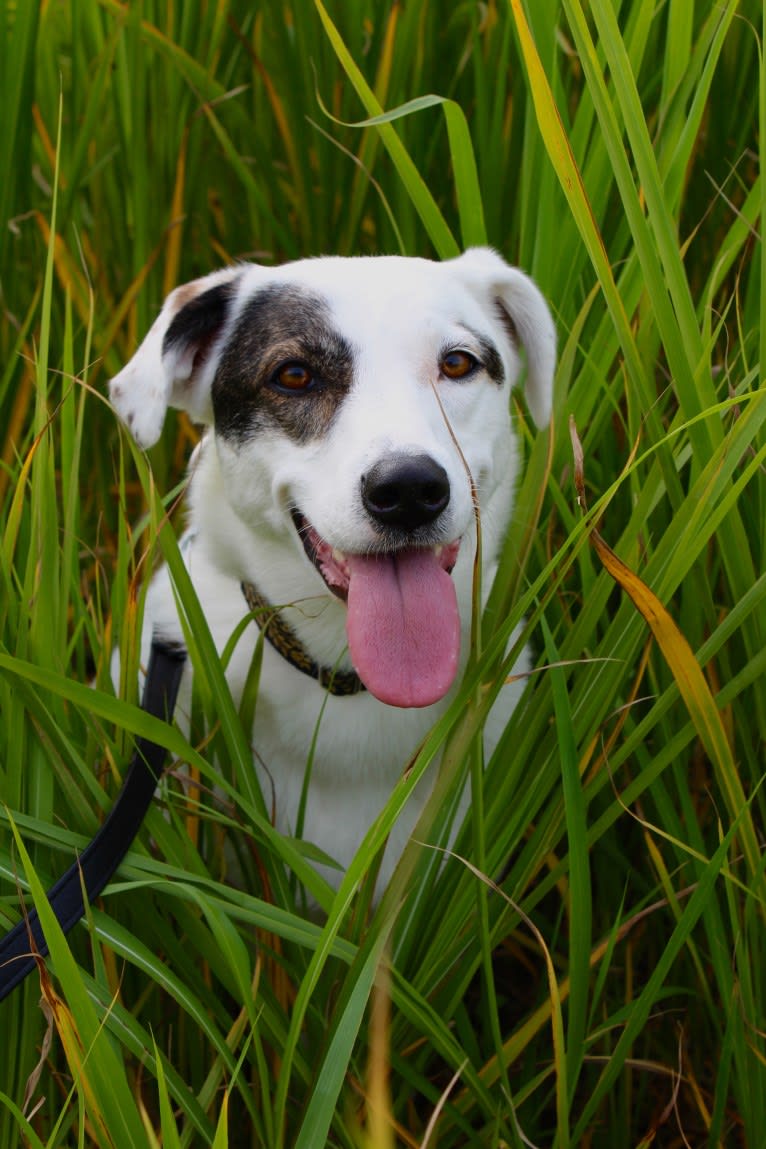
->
[[271, 361, 316, 393], [440, 350, 479, 380]]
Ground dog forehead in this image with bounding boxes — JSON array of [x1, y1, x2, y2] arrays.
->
[[237, 255, 491, 339]]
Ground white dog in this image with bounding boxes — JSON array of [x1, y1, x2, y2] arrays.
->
[[110, 248, 555, 893]]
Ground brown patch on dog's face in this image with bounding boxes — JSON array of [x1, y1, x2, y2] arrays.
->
[[211, 284, 355, 445], [173, 280, 207, 309]]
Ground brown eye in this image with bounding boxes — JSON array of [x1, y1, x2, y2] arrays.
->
[[440, 350, 478, 380], [271, 362, 316, 393]]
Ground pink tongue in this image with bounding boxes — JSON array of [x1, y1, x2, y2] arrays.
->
[[345, 548, 461, 708]]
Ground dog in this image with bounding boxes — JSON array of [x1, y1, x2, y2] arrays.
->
[[109, 247, 556, 895]]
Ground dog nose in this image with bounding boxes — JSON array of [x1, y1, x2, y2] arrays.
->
[[362, 454, 450, 530]]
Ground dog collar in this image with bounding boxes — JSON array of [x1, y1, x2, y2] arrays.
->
[[240, 581, 366, 697]]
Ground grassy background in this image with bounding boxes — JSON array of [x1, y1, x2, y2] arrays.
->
[[0, 0, 764, 1145]]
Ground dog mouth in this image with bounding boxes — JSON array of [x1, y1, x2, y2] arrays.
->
[[292, 510, 462, 708]]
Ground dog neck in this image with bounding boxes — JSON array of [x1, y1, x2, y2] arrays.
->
[[240, 580, 365, 697]]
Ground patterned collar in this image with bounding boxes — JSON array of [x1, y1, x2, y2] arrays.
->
[[240, 581, 365, 697]]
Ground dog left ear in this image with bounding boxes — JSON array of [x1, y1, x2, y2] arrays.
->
[[109, 267, 243, 448], [457, 247, 556, 428]]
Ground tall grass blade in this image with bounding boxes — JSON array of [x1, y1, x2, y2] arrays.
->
[[314, 0, 460, 258], [7, 816, 149, 1148]]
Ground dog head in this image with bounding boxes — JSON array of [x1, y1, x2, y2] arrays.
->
[[110, 248, 556, 708]]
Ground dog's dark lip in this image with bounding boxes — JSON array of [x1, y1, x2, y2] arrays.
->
[[291, 509, 351, 602], [290, 508, 460, 601]]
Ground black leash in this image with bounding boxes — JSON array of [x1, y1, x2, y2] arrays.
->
[[0, 636, 186, 1003]]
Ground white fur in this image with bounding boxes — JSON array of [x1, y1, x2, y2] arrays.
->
[[110, 248, 556, 894]]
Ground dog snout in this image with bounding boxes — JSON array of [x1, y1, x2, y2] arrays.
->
[[362, 453, 450, 531]]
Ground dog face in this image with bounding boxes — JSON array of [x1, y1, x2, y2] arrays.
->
[[110, 248, 555, 708]]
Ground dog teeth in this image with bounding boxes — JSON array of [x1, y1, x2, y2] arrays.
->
[[332, 547, 346, 564], [433, 545, 444, 558]]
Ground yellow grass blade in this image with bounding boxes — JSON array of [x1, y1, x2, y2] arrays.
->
[[570, 418, 760, 885]]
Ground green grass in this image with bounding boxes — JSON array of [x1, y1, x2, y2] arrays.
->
[[0, 0, 764, 1145]]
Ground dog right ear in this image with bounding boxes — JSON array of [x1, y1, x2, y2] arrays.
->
[[109, 268, 243, 448]]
